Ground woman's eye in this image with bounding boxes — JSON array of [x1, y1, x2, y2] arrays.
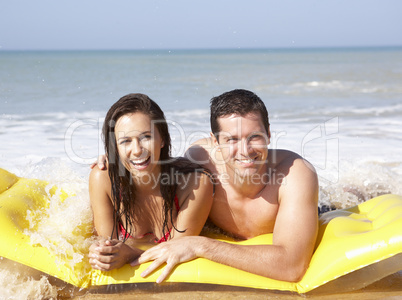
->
[[119, 139, 130, 145]]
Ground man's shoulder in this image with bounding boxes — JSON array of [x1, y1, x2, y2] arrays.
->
[[188, 137, 214, 150], [269, 149, 301, 167], [270, 149, 316, 178], [271, 150, 318, 207], [184, 138, 215, 167]]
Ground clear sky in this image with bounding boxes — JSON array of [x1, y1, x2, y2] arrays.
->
[[1, 0, 402, 50]]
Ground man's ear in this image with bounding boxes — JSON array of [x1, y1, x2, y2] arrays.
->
[[210, 132, 219, 146], [267, 125, 271, 144]]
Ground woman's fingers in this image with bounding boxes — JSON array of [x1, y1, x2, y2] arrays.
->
[[89, 239, 123, 270], [89, 257, 116, 271], [89, 239, 145, 272], [93, 240, 121, 255]]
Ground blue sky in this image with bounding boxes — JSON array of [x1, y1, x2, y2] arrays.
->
[[1, 0, 401, 50]]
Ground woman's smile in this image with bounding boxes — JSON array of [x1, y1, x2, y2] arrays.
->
[[130, 156, 151, 170]]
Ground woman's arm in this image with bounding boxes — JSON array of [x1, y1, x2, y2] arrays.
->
[[88, 167, 144, 271], [134, 171, 213, 281], [171, 171, 214, 239], [89, 166, 115, 238]]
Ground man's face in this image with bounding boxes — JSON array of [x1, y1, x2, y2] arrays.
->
[[212, 113, 270, 178]]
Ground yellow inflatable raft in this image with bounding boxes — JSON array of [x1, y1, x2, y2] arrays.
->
[[0, 168, 401, 294]]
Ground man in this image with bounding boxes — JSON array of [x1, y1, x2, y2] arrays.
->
[[129, 89, 319, 283], [96, 89, 319, 283]]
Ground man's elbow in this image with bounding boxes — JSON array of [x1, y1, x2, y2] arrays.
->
[[281, 260, 309, 282]]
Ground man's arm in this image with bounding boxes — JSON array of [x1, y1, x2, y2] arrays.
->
[[133, 156, 318, 283]]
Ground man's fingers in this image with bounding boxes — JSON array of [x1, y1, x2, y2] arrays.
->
[[130, 246, 158, 266], [156, 260, 177, 283], [136, 254, 149, 265], [130, 258, 139, 267], [97, 155, 107, 170], [141, 258, 165, 278], [136, 246, 160, 264], [90, 155, 107, 170]]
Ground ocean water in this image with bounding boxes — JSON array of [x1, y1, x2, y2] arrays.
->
[[1, 47, 402, 298]]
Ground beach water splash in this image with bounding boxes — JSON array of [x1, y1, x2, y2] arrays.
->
[[0, 259, 58, 300], [319, 160, 402, 212], [0, 159, 94, 299]]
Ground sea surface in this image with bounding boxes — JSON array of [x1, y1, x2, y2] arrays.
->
[[1, 47, 402, 298]]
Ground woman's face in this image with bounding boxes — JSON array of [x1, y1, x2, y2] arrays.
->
[[114, 112, 164, 182]]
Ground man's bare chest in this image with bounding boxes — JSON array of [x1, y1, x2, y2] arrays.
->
[[209, 187, 279, 239]]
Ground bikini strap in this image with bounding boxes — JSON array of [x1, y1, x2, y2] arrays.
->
[[174, 195, 180, 212]]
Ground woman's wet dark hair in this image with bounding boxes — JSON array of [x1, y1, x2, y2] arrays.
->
[[102, 93, 207, 241]]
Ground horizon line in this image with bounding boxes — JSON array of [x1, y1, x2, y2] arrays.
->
[[1, 44, 402, 52]]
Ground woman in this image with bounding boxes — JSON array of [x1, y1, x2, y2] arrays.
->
[[88, 93, 213, 271]]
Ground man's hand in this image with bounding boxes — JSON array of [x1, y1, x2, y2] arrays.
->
[[90, 154, 108, 170], [131, 236, 202, 283], [89, 239, 141, 271]]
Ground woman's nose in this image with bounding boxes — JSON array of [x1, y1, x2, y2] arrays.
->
[[131, 139, 143, 156]]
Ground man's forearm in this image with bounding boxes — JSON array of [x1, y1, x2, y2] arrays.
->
[[196, 237, 308, 282]]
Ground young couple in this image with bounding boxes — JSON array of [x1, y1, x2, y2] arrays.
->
[[88, 89, 319, 283]]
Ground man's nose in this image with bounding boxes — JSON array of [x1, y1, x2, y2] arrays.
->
[[239, 139, 252, 155]]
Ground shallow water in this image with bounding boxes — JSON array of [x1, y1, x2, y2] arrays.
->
[[74, 279, 402, 300]]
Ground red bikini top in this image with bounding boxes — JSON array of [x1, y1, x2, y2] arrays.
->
[[119, 195, 180, 243]]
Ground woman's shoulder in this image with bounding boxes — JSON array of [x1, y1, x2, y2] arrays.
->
[[176, 168, 214, 199], [166, 157, 213, 196], [89, 166, 111, 187]]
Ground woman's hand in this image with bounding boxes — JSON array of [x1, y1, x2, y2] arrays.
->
[[89, 238, 142, 271]]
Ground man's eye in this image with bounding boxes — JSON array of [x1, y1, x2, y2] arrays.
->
[[140, 135, 152, 141], [249, 134, 267, 142]]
